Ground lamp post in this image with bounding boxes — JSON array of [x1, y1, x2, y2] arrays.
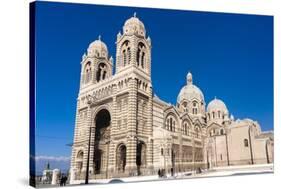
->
[[214, 136, 217, 167], [248, 126, 254, 165], [85, 126, 93, 184], [265, 140, 270, 164], [105, 139, 112, 179], [225, 130, 230, 166], [85, 94, 94, 184]]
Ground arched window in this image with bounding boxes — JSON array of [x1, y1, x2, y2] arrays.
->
[[86, 68, 91, 83], [181, 102, 188, 112], [218, 111, 221, 118], [208, 113, 210, 120], [195, 127, 200, 138], [192, 101, 198, 115], [220, 129, 224, 135], [244, 139, 249, 147], [170, 118, 173, 131], [123, 50, 127, 66], [84, 62, 92, 84], [161, 148, 164, 156], [166, 115, 176, 132], [212, 112, 215, 119], [76, 150, 84, 172], [137, 43, 146, 69], [96, 63, 107, 82], [121, 41, 131, 67], [127, 47, 131, 64]]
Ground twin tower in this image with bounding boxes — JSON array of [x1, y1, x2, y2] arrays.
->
[[80, 13, 152, 88], [70, 14, 154, 182]]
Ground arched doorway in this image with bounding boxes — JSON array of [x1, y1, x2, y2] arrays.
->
[[116, 144, 126, 172], [94, 109, 111, 174], [76, 150, 84, 173], [136, 141, 146, 175]]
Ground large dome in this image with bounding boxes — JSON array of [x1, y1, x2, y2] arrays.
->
[[207, 97, 228, 113], [123, 13, 146, 37], [87, 36, 108, 58], [177, 72, 205, 104]]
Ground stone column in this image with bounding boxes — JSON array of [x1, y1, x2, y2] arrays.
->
[[179, 128, 183, 173], [70, 99, 80, 182], [146, 85, 153, 171], [108, 94, 117, 177], [126, 77, 138, 174]]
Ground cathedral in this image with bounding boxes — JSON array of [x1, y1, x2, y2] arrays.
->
[[70, 14, 274, 183]]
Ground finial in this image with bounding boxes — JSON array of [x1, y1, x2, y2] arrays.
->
[[215, 96, 217, 100], [98, 35, 101, 41], [187, 71, 193, 85], [147, 36, 151, 45], [134, 12, 137, 17]]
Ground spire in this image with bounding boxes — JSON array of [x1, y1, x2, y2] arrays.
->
[[187, 71, 193, 85], [45, 161, 50, 170]]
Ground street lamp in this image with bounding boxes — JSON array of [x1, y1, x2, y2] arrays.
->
[[248, 126, 254, 165], [85, 94, 94, 184], [105, 139, 112, 179], [85, 126, 94, 184], [225, 130, 230, 166]]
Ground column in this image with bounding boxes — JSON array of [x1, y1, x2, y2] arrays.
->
[[108, 94, 117, 177], [126, 77, 138, 174], [70, 99, 80, 182], [146, 85, 153, 171]]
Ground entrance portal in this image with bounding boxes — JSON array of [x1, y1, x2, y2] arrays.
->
[[116, 144, 126, 172], [136, 141, 146, 175], [94, 109, 111, 174]]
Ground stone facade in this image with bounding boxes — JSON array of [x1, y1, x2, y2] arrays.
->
[[70, 14, 274, 184]]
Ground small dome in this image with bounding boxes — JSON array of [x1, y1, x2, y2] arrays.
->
[[87, 36, 108, 58], [177, 72, 205, 104], [207, 97, 228, 113], [123, 13, 146, 37]]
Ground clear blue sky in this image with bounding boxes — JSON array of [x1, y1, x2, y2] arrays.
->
[[34, 2, 273, 158]]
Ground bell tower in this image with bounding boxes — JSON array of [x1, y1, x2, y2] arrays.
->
[[115, 13, 152, 77], [80, 36, 113, 88], [112, 13, 154, 174]]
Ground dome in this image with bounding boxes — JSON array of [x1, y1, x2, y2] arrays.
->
[[177, 72, 205, 104], [207, 97, 228, 113], [123, 13, 146, 37], [87, 36, 108, 58]]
